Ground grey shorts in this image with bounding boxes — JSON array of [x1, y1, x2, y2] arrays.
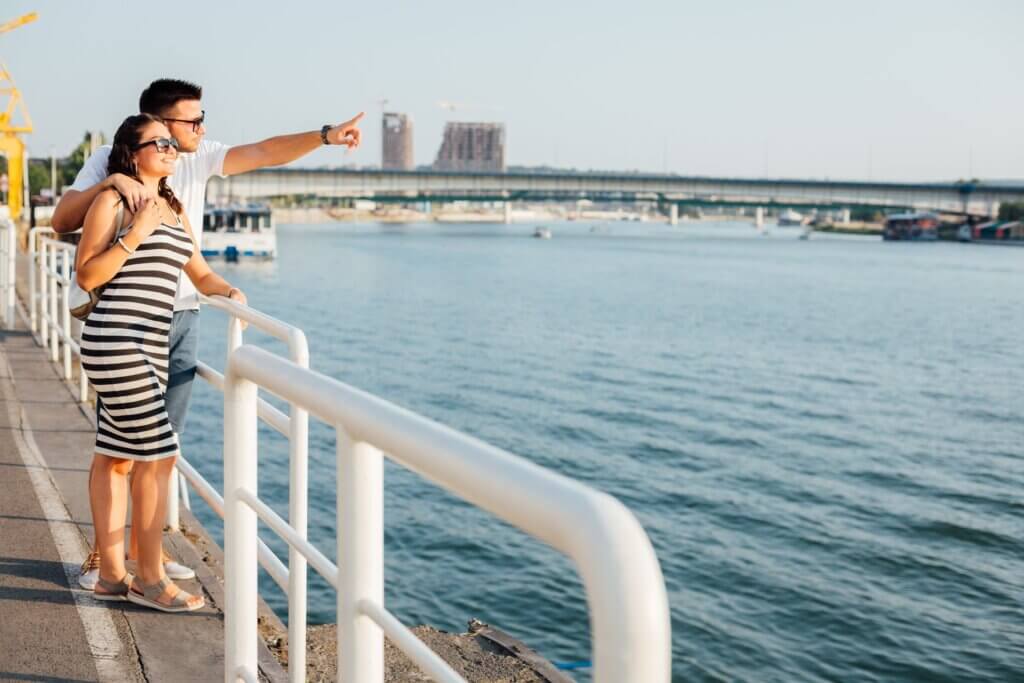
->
[[96, 309, 200, 437]]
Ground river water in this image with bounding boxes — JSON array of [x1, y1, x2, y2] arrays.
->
[[182, 220, 1023, 682]]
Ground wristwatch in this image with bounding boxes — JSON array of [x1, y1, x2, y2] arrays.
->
[[320, 125, 332, 145]]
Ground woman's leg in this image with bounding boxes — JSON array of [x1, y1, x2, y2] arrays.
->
[[130, 457, 174, 584], [131, 455, 202, 608], [89, 454, 133, 587]]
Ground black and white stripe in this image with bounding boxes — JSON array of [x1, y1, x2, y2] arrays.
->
[[80, 221, 193, 461]]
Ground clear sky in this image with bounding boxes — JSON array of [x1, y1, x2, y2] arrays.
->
[[3, 0, 1023, 181]]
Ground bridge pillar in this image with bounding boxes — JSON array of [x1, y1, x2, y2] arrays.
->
[[669, 204, 678, 226], [504, 201, 512, 224], [755, 206, 764, 229]]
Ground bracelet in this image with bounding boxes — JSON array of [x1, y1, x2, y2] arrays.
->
[[320, 124, 332, 145], [117, 237, 134, 254]]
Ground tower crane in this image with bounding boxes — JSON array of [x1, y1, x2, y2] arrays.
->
[[0, 11, 38, 220]]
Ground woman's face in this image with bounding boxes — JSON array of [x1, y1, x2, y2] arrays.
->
[[132, 121, 178, 178]]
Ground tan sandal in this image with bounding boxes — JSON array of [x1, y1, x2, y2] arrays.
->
[[93, 572, 133, 602], [126, 576, 204, 613]]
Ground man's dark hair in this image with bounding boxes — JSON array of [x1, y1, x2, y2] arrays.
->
[[138, 79, 202, 116]]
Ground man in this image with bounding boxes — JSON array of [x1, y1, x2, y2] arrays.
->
[[53, 79, 363, 588]]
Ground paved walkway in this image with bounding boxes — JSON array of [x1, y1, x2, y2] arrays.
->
[[0, 304, 285, 683]]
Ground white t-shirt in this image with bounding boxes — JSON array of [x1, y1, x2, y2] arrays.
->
[[70, 139, 231, 310]]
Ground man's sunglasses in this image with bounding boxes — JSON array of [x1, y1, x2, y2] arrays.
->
[[163, 110, 205, 133], [134, 137, 180, 153]]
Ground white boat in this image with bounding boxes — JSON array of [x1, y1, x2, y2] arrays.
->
[[777, 209, 808, 226], [533, 227, 552, 239], [202, 204, 276, 260]]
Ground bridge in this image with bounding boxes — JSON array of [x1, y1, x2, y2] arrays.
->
[[206, 168, 1024, 218]]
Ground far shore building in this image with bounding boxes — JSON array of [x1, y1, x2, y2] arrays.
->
[[433, 122, 506, 173], [382, 112, 414, 171]]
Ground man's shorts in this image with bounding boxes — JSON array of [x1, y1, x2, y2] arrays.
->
[[95, 309, 200, 437]]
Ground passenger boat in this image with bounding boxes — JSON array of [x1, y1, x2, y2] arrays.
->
[[202, 204, 276, 260], [533, 226, 552, 239], [882, 212, 939, 241], [777, 209, 807, 226]]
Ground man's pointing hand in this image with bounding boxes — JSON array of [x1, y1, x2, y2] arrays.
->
[[327, 112, 365, 148]]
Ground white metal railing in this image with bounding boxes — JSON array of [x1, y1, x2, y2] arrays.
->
[[0, 218, 17, 327], [223, 345, 672, 683], [180, 294, 311, 683], [29, 234, 91, 402]]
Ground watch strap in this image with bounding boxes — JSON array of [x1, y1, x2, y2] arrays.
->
[[320, 124, 332, 145]]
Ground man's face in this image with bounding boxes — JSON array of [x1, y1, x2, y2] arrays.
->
[[161, 99, 206, 153]]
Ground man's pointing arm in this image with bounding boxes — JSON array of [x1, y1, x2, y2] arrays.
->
[[221, 112, 364, 176]]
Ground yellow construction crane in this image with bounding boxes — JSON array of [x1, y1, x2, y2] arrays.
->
[[0, 11, 38, 220]]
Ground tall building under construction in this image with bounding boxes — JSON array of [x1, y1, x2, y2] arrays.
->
[[433, 122, 506, 172], [381, 112, 414, 170]]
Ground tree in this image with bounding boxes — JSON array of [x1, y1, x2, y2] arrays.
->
[[28, 160, 50, 196]]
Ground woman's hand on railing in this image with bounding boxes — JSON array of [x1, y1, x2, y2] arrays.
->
[[228, 287, 249, 330]]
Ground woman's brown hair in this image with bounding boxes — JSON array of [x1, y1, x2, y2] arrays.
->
[[107, 113, 183, 215]]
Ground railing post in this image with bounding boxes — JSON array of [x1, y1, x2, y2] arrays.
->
[[1, 221, 8, 327], [28, 229, 36, 333], [167, 462, 180, 530], [49, 247, 59, 362], [336, 435, 384, 683], [6, 221, 14, 327], [224, 355, 258, 683], [0, 220, 8, 328], [60, 255, 72, 379], [288, 333, 310, 683], [38, 241, 48, 347]]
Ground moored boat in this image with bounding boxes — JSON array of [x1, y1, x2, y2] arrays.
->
[[882, 212, 939, 241], [202, 203, 276, 260]]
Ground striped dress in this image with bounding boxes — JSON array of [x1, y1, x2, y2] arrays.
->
[[80, 212, 194, 460]]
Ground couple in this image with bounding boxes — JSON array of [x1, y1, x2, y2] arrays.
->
[[53, 79, 363, 611]]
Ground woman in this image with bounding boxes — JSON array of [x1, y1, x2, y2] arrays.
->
[[76, 113, 246, 612]]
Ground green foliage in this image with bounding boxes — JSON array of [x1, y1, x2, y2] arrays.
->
[[60, 131, 103, 188], [998, 201, 1024, 222], [849, 206, 884, 223], [28, 160, 50, 196]]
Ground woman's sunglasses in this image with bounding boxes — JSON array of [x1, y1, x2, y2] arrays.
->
[[134, 137, 180, 153]]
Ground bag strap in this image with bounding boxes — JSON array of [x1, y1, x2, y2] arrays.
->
[[112, 202, 126, 242]]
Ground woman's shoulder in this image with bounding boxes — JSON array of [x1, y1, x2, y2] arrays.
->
[[91, 188, 123, 211]]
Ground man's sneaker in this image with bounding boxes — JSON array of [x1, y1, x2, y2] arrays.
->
[[78, 550, 100, 590], [126, 549, 197, 580], [162, 550, 195, 581]]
